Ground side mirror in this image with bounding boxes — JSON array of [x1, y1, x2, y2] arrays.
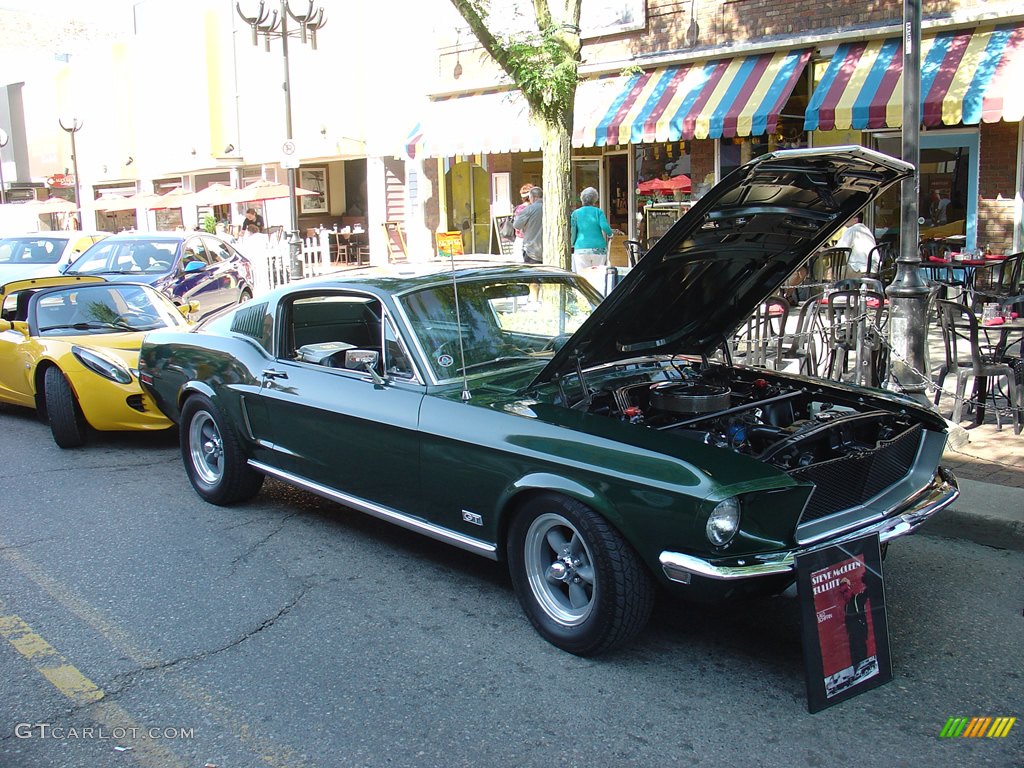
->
[[177, 300, 201, 318], [344, 349, 385, 385], [184, 261, 204, 272]]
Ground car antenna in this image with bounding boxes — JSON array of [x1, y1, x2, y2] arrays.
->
[[447, 251, 472, 401]]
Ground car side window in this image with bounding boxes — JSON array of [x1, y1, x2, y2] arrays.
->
[[203, 237, 233, 263], [181, 239, 210, 271], [283, 292, 384, 374]]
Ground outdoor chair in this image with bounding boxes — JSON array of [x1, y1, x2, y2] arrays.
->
[[822, 289, 887, 386], [732, 297, 790, 370], [779, 292, 824, 375], [864, 241, 895, 283], [934, 299, 1021, 434], [623, 240, 646, 266], [816, 246, 852, 283]]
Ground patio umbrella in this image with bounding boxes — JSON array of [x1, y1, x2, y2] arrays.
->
[[149, 187, 196, 209], [192, 182, 240, 207], [95, 191, 164, 212], [636, 174, 691, 194], [234, 178, 318, 203], [17, 197, 79, 214]]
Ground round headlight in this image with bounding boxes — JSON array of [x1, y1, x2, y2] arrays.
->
[[706, 498, 740, 546]]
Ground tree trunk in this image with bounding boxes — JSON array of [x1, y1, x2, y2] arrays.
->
[[538, 99, 574, 271]]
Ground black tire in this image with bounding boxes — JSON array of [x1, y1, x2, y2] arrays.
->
[[238, 288, 253, 304], [179, 394, 264, 505], [44, 366, 86, 448], [507, 493, 654, 656]]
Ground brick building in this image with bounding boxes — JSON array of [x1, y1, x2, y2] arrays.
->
[[390, 0, 1024, 264]]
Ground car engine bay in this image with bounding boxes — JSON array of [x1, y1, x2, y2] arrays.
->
[[571, 359, 925, 474]]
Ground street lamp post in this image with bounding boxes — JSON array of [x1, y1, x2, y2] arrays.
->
[[58, 117, 84, 229], [236, 0, 326, 280], [886, 0, 930, 403], [0, 128, 8, 205]]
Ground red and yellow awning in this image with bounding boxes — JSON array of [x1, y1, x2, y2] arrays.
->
[[805, 24, 1024, 131], [578, 48, 811, 146], [404, 48, 810, 159]]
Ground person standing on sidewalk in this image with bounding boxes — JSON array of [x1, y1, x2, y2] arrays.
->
[[511, 183, 533, 262], [514, 186, 543, 265], [571, 186, 613, 272]]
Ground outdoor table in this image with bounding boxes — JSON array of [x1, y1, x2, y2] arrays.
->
[[925, 253, 1005, 292]]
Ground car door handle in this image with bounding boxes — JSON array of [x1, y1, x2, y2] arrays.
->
[[261, 369, 288, 380]]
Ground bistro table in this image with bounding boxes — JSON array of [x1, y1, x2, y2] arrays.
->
[[925, 253, 1005, 293]]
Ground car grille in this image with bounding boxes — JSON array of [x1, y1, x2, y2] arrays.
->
[[790, 424, 923, 525]]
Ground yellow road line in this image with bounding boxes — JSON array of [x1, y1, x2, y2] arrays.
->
[[0, 536, 301, 767], [0, 605, 187, 768], [0, 612, 104, 706]]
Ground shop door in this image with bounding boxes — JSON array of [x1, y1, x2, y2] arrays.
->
[[605, 154, 630, 267], [447, 162, 491, 254]]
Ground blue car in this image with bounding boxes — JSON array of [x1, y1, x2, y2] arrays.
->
[[65, 232, 254, 318]]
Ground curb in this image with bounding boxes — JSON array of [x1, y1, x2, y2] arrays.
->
[[922, 477, 1024, 553]]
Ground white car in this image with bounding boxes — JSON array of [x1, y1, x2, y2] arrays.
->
[[0, 232, 109, 282]]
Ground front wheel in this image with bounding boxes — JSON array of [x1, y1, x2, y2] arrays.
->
[[44, 366, 87, 448], [238, 288, 253, 304], [180, 394, 264, 505], [507, 493, 654, 655]]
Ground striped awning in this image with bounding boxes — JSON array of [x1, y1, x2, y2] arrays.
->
[[805, 24, 1024, 131], [403, 48, 810, 159], [579, 48, 811, 146]]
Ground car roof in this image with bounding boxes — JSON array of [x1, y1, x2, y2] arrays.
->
[[271, 260, 574, 297], [1, 231, 107, 240]]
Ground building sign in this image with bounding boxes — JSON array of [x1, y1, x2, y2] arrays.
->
[[796, 533, 892, 713], [47, 173, 76, 188]]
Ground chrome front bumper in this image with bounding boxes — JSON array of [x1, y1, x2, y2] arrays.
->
[[659, 468, 959, 584]]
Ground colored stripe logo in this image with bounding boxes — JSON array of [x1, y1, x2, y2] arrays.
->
[[940, 716, 1016, 738]]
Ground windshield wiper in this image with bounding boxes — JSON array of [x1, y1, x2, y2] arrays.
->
[[457, 355, 542, 374], [39, 320, 142, 333]]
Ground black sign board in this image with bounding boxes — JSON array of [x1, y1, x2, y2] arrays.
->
[[796, 533, 892, 713]]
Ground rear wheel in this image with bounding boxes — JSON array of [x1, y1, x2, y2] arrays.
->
[[507, 493, 654, 655], [180, 394, 263, 505], [44, 366, 86, 448]]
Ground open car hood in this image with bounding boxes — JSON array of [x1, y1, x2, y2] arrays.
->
[[530, 146, 913, 388]]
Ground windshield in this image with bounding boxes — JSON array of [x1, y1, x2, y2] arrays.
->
[[68, 238, 179, 275], [400, 276, 599, 382], [0, 237, 69, 265], [33, 283, 185, 336]]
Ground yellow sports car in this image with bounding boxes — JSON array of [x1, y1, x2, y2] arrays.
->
[[0, 276, 191, 447]]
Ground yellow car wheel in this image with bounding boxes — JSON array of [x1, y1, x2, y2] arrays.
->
[[44, 367, 87, 449]]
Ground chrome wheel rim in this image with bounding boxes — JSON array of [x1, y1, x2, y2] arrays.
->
[[189, 411, 223, 486], [523, 512, 596, 626]]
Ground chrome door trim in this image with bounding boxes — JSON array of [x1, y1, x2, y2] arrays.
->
[[248, 459, 499, 559]]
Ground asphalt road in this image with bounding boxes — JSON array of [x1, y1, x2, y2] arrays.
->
[[0, 404, 1021, 768]]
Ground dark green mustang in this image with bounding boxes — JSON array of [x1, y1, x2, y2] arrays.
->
[[139, 147, 958, 655]]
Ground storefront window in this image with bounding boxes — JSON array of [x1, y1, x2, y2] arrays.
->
[[634, 141, 692, 209]]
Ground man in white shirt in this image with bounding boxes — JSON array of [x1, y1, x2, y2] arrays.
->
[[836, 214, 876, 273]]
